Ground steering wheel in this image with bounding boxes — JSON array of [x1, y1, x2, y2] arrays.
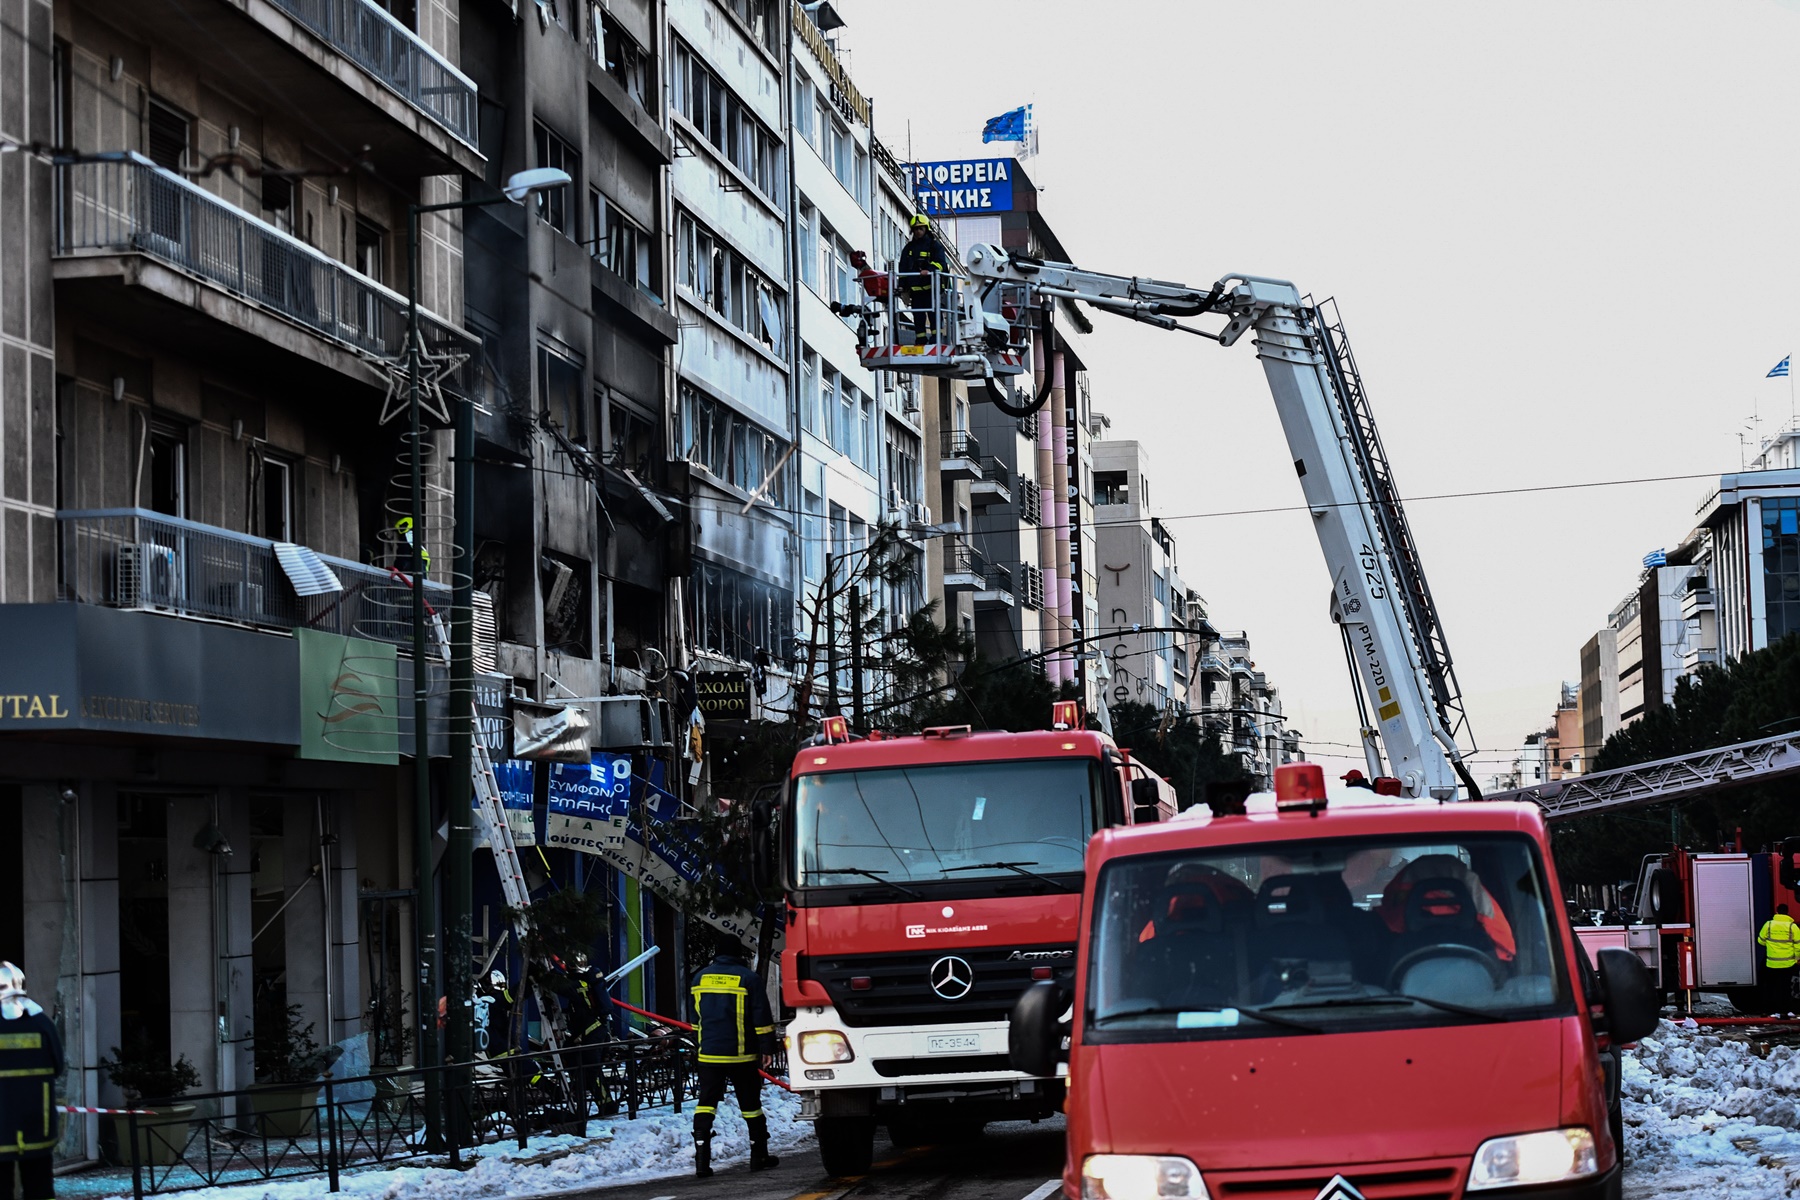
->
[[1386, 943, 1506, 993]]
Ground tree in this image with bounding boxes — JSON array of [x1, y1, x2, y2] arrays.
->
[[1551, 633, 1800, 883], [1106, 699, 1251, 812]]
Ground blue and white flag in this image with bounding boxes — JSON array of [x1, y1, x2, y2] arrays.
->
[[1770, 355, 1791, 379], [981, 104, 1031, 144], [1643, 548, 1668, 568]]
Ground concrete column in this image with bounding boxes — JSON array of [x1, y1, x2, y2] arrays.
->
[[216, 788, 253, 1097], [79, 785, 120, 1144], [327, 794, 362, 1048], [166, 796, 219, 1105], [282, 795, 328, 1050]]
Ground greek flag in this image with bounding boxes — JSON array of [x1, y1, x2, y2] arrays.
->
[[1770, 355, 1791, 379], [1642, 548, 1667, 568], [981, 104, 1031, 144]]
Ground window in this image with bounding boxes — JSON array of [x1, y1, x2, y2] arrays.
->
[[532, 121, 579, 236], [886, 426, 922, 506], [675, 210, 783, 350], [794, 77, 816, 149], [722, 0, 778, 54], [608, 397, 661, 479], [1763, 497, 1800, 642], [687, 559, 792, 666], [146, 98, 189, 172], [800, 347, 820, 434], [853, 144, 870, 210], [354, 218, 385, 283], [541, 551, 591, 657], [1095, 470, 1130, 506], [259, 455, 292, 541], [879, 211, 905, 269], [589, 4, 651, 109], [797, 203, 818, 290], [538, 340, 587, 444], [590, 190, 657, 298], [803, 490, 824, 583], [670, 39, 782, 198], [148, 424, 186, 518], [678, 383, 788, 504]]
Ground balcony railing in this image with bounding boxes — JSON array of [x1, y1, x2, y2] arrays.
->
[[55, 155, 469, 363], [58, 508, 450, 649], [271, 0, 478, 147], [941, 430, 982, 461]]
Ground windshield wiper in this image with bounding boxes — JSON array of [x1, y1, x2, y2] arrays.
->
[[942, 861, 1078, 893], [1266, 992, 1507, 1023], [817, 867, 922, 900], [1092, 1001, 1323, 1035]]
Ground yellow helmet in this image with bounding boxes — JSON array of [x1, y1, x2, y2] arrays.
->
[[909, 213, 932, 230]]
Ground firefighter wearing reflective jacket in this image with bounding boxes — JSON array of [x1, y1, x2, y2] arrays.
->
[[689, 940, 778, 1177], [0, 963, 62, 1200], [1757, 903, 1800, 1012], [898, 214, 948, 344]]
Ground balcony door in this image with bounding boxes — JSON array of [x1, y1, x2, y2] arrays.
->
[[147, 422, 187, 518]]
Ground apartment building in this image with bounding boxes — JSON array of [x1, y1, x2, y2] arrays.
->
[[0, 0, 487, 1150]]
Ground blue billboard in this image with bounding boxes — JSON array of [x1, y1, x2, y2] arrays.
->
[[911, 157, 1015, 216]]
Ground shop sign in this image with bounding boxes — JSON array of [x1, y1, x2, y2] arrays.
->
[[695, 672, 752, 720], [911, 158, 1014, 216]]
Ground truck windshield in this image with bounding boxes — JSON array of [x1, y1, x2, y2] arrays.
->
[[1086, 832, 1570, 1040], [795, 759, 1098, 889]]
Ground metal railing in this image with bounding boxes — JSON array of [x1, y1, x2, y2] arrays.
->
[[976, 457, 1012, 491], [941, 430, 981, 461], [55, 155, 467, 361], [120, 1029, 746, 1198], [58, 508, 449, 648], [270, 0, 478, 146], [1015, 564, 1044, 609]]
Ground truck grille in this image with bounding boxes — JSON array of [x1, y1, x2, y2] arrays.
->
[[873, 1054, 1012, 1077], [1206, 1160, 1461, 1200], [800, 943, 1076, 1027]]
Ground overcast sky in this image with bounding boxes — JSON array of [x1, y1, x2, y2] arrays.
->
[[831, 0, 1800, 784]]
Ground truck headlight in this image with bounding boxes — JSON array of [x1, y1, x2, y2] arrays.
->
[[797, 1030, 854, 1064], [1467, 1128, 1598, 1191], [1081, 1155, 1209, 1200]]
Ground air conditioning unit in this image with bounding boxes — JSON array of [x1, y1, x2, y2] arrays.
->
[[473, 589, 498, 673], [594, 695, 673, 750], [209, 580, 265, 617], [911, 501, 932, 527], [117, 542, 184, 610]]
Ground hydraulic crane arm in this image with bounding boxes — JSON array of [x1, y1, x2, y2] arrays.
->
[[959, 245, 1480, 799]]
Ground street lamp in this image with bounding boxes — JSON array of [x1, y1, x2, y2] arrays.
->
[[406, 167, 569, 1147]]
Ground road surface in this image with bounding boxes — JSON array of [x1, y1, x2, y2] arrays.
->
[[565, 1120, 1067, 1200]]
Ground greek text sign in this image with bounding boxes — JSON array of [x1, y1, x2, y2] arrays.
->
[[695, 672, 751, 720], [911, 158, 1014, 216]]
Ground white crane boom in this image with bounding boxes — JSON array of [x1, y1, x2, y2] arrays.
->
[[928, 245, 1479, 798]]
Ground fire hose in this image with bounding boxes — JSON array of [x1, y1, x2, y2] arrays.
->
[[610, 997, 793, 1091]]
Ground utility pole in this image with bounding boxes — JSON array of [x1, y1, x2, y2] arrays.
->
[[445, 362, 475, 1143], [825, 553, 840, 714]]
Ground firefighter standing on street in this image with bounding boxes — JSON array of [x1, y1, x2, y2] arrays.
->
[[0, 963, 63, 1200], [689, 939, 778, 1177], [1757, 902, 1800, 1013], [898, 214, 948, 344]]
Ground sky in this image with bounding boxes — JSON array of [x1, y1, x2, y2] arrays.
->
[[830, 0, 1800, 786]]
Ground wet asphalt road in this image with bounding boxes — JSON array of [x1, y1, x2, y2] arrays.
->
[[563, 1119, 1067, 1200]]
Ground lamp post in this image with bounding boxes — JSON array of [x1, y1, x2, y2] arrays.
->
[[406, 167, 569, 1147]]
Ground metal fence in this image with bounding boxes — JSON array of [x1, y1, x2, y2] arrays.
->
[[270, 0, 478, 146], [119, 1030, 731, 1198], [941, 430, 981, 461], [54, 154, 463, 361], [58, 508, 449, 648]]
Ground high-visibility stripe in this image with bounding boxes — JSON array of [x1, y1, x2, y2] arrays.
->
[[0, 1033, 42, 1050], [695, 1106, 717, 1116], [742, 1109, 762, 1119], [0, 1068, 54, 1078], [697, 1052, 757, 1064]]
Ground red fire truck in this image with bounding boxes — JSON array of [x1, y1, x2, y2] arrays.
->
[[755, 707, 1168, 1175]]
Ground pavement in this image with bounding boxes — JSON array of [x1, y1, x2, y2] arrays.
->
[[562, 1118, 1067, 1200]]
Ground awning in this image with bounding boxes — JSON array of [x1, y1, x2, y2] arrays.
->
[[274, 543, 344, 596]]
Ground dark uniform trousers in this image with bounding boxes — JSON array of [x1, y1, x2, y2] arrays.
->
[[0, 1009, 64, 1200], [689, 957, 775, 1147]]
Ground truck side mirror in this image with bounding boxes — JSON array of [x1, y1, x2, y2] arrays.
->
[[1008, 979, 1066, 1078], [1595, 947, 1660, 1044], [1130, 777, 1161, 824], [748, 794, 780, 895]]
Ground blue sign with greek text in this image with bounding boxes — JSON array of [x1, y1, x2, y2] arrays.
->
[[911, 158, 1014, 216]]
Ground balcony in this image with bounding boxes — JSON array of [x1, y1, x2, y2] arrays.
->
[[940, 431, 983, 483], [1015, 563, 1045, 610], [1017, 477, 1042, 525], [81, 0, 480, 177], [58, 508, 452, 650], [969, 457, 1013, 508], [54, 155, 470, 391], [941, 542, 1014, 610], [1681, 582, 1715, 620]]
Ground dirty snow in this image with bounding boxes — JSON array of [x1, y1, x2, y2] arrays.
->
[[91, 1083, 811, 1200], [1621, 1017, 1800, 1198]]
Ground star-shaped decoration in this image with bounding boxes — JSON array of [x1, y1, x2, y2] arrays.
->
[[378, 327, 468, 427]]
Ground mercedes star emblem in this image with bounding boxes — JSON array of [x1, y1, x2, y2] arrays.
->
[[928, 955, 974, 1000], [1312, 1176, 1367, 1200]]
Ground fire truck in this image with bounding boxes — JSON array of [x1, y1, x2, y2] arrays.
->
[[754, 707, 1171, 1175]]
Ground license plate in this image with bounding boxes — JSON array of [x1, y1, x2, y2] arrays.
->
[[926, 1033, 981, 1054]]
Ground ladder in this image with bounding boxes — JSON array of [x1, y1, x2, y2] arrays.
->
[[1312, 299, 1474, 755], [1485, 729, 1800, 819]]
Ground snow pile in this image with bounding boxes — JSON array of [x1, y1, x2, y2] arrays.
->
[[1621, 1019, 1800, 1197], [102, 1084, 811, 1200]]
